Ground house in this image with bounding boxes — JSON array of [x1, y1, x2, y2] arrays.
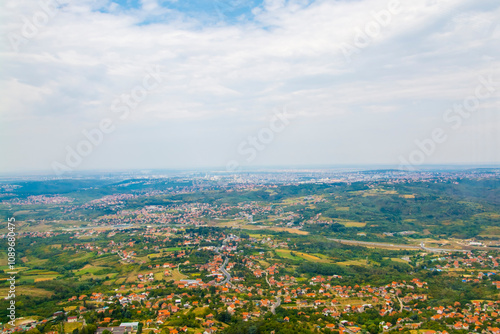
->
[[67, 316, 78, 323], [96, 328, 127, 334], [120, 322, 139, 331]]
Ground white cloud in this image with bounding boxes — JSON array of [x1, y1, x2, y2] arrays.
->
[[0, 0, 499, 172]]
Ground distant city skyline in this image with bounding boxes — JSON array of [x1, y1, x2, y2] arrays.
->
[[1, 0, 499, 174]]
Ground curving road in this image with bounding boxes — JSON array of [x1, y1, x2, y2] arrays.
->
[[328, 238, 421, 250], [219, 257, 233, 286], [270, 297, 281, 314], [215, 244, 233, 287], [327, 238, 470, 253], [419, 242, 469, 253]]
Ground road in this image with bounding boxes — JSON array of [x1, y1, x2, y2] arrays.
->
[[420, 242, 469, 253], [270, 297, 281, 314], [328, 238, 421, 250], [327, 238, 470, 253], [215, 245, 233, 287], [219, 257, 233, 287], [382, 323, 402, 333], [264, 271, 271, 287]]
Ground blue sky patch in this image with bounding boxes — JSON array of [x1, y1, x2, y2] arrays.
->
[[110, 0, 264, 24]]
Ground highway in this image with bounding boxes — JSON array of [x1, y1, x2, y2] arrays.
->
[[419, 242, 469, 253], [328, 238, 421, 250], [327, 238, 470, 253]]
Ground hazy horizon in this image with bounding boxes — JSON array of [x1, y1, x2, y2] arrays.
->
[[1, 163, 499, 178], [1, 0, 499, 174]]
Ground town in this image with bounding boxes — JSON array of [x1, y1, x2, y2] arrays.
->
[[0, 170, 499, 334]]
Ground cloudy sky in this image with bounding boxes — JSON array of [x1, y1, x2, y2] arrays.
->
[[1, 0, 499, 174]]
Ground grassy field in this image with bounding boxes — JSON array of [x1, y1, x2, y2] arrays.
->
[[167, 268, 188, 281], [356, 188, 399, 197], [23, 256, 49, 266], [275, 249, 301, 260], [238, 225, 308, 235], [23, 269, 61, 275], [335, 219, 367, 227], [91, 255, 121, 266], [292, 251, 324, 262], [162, 247, 184, 252], [125, 270, 140, 283], [75, 265, 105, 276], [154, 271, 165, 280], [69, 251, 96, 262], [10, 269, 62, 283], [0, 221, 54, 233], [268, 227, 309, 235], [193, 306, 209, 316], [214, 219, 246, 227], [248, 233, 266, 238], [64, 322, 83, 333], [0, 266, 29, 273], [336, 259, 370, 267], [19, 275, 60, 283], [390, 257, 410, 264], [0, 286, 53, 298], [312, 253, 331, 260], [258, 260, 271, 268], [275, 249, 331, 263], [112, 277, 127, 285], [479, 226, 500, 238], [74, 264, 118, 280]]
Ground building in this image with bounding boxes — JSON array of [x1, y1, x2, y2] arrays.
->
[[96, 328, 127, 334], [120, 322, 140, 331]]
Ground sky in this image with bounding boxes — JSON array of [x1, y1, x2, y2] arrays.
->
[[0, 0, 499, 174]]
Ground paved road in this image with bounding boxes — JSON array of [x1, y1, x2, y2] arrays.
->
[[327, 238, 470, 253], [420, 242, 469, 253], [215, 245, 233, 287], [382, 324, 402, 333], [328, 238, 420, 250], [264, 271, 271, 287], [397, 296, 403, 312], [219, 257, 233, 286], [270, 297, 281, 314]]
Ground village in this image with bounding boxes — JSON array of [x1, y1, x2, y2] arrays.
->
[[2, 225, 499, 334]]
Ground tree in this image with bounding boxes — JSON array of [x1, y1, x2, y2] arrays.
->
[[137, 322, 143, 334]]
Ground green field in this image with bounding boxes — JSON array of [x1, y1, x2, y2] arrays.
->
[[75, 265, 106, 276], [336, 259, 370, 267], [0, 286, 53, 298], [275, 249, 331, 263], [69, 251, 96, 262]]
